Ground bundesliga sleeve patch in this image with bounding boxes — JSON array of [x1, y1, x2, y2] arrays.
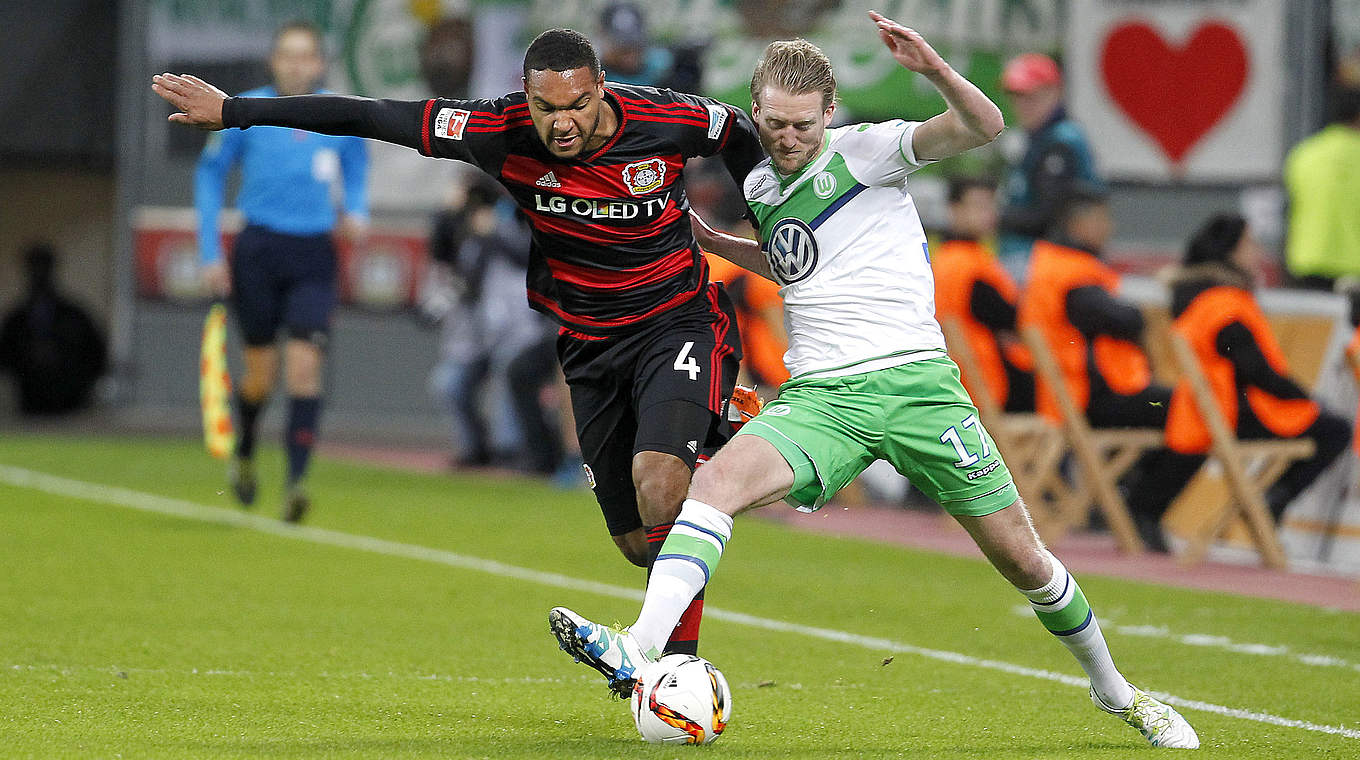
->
[[706, 104, 728, 140], [435, 107, 471, 140]]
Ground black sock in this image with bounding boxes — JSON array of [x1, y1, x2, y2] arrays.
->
[[286, 396, 321, 484], [235, 394, 265, 459]]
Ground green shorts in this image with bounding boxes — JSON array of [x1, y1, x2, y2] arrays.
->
[[735, 356, 1017, 517]]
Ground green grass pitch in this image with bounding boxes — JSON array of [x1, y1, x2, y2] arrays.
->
[[1, 433, 1356, 758]]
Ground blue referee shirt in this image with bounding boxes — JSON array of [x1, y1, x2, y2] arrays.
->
[[195, 86, 369, 265]]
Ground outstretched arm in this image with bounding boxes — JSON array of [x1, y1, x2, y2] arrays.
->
[[153, 73, 426, 150], [867, 12, 1004, 162], [691, 212, 775, 283]]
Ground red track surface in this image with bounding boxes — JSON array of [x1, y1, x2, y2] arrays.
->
[[758, 503, 1360, 612], [323, 443, 1360, 613]]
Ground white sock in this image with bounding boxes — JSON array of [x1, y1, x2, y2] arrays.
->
[[630, 499, 733, 654], [1021, 551, 1134, 709]]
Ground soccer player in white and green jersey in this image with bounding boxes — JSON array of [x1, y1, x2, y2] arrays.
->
[[551, 11, 1198, 749]]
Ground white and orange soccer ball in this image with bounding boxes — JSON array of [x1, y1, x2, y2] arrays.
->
[[630, 654, 732, 745]]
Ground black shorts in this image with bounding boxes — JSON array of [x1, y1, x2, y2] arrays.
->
[[560, 284, 743, 536], [230, 225, 338, 347]]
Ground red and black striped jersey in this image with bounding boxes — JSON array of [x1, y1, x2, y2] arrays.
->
[[223, 84, 763, 336], [415, 84, 763, 335]]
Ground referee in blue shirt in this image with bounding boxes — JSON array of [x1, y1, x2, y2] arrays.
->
[[196, 21, 369, 522]]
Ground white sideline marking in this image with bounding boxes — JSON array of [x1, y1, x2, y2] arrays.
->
[[2, 464, 1358, 742], [1010, 606, 1360, 674]]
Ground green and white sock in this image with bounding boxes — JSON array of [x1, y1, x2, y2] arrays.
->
[[1021, 550, 1134, 709], [630, 499, 732, 654]]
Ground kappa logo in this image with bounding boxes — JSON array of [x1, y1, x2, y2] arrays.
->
[[582, 463, 596, 489], [621, 158, 667, 195], [435, 107, 471, 140], [536, 171, 561, 188]]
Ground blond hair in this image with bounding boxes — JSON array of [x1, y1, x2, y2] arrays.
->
[[749, 39, 837, 109]]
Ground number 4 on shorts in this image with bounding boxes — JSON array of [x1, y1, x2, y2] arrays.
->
[[940, 414, 990, 468], [673, 341, 701, 381]]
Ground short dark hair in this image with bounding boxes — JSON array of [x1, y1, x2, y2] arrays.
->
[[523, 29, 600, 80], [1184, 213, 1247, 266], [946, 177, 997, 204], [1331, 86, 1360, 125], [1055, 182, 1108, 228], [273, 19, 325, 56]]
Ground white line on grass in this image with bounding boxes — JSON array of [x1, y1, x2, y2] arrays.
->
[[1009, 605, 1360, 674], [3, 464, 1357, 741]]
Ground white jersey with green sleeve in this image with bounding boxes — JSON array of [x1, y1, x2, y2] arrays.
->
[[744, 119, 945, 379]]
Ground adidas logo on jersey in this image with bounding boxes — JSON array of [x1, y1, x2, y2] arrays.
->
[[687, 440, 698, 453], [536, 171, 561, 188]]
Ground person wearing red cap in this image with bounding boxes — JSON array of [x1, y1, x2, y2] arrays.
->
[[998, 52, 1103, 276]]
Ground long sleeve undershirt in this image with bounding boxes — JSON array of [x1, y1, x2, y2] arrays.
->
[[1215, 322, 1309, 399], [1064, 285, 1144, 341], [224, 95, 427, 151], [970, 280, 1018, 331]]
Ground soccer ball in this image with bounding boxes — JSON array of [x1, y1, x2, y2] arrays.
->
[[630, 653, 732, 745]]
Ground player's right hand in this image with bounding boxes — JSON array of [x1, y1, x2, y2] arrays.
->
[[152, 73, 228, 130], [202, 261, 231, 298], [868, 11, 949, 77]]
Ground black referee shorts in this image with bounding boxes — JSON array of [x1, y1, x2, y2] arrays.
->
[[229, 224, 338, 347], [559, 284, 743, 536]]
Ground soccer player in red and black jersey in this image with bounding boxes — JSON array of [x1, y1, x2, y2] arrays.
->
[[154, 28, 764, 677]]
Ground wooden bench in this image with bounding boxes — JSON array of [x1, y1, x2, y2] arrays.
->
[[1020, 325, 1163, 554], [1166, 332, 1315, 569]]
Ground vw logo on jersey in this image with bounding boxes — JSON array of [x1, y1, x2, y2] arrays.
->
[[812, 171, 837, 199], [766, 217, 819, 285]]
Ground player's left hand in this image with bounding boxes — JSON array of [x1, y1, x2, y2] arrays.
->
[[868, 11, 948, 76], [152, 73, 228, 130]]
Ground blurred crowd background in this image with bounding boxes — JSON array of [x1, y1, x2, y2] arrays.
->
[[2, 0, 1360, 571]]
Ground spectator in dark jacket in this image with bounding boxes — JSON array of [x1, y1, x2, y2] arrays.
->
[[0, 243, 107, 414], [998, 53, 1103, 277]]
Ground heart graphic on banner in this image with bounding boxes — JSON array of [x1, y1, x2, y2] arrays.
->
[[1100, 21, 1249, 165]]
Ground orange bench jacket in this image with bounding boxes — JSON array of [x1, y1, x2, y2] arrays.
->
[[1167, 285, 1319, 454], [932, 238, 1031, 408], [1019, 240, 1152, 423]]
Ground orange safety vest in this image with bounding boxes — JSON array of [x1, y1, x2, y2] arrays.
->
[[932, 239, 1032, 408], [1166, 285, 1320, 454], [1018, 240, 1152, 423]]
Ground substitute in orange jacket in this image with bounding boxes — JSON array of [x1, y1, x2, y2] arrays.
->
[[1018, 187, 1183, 550], [933, 178, 1034, 412], [1151, 215, 1349, 533]]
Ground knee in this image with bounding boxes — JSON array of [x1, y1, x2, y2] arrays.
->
[[285, 347, 323, 396], [239, 375, 272, 401], [687, 459, 724, 504], [981, 508, 1054, 588], [1005, 548, 1055, 589], [631, 457, 689, 518], [286, 369, 321, 396]]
